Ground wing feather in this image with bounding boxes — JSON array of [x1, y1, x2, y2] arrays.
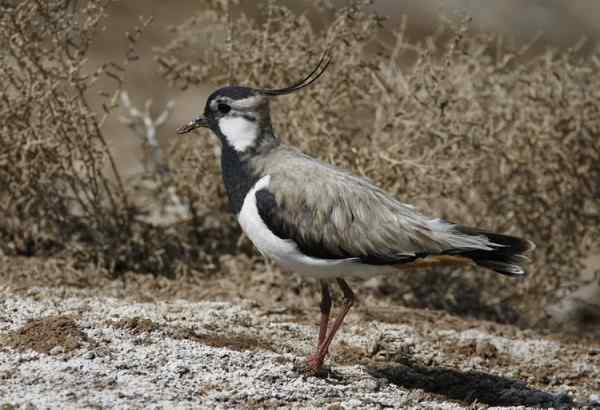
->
[[251, 146, 496, 265]]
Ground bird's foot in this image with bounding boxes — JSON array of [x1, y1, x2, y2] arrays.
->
[[306, 352, 323, 368], [304, 351, 328, 377]]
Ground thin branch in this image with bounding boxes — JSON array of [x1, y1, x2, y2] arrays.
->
[[226, 0, 234, 84], [119, 91, 175, 175]]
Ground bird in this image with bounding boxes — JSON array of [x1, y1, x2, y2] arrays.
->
[[176, 53, 534, 374]]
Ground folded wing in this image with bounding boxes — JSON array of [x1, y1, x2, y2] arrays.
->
[[252, 147, 533, 276]]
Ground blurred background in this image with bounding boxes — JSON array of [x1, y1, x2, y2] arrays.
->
[[95, 0, 600, 176]]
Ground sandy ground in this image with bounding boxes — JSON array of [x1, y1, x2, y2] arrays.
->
[[1, 258, 599, 409]]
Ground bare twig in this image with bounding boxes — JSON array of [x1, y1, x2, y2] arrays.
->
[[119, 91, 175, 175]]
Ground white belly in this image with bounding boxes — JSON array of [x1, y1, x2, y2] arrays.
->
[[237, 175, 396, 279]]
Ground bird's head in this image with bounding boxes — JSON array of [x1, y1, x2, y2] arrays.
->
[[176, 53, 331, 153]]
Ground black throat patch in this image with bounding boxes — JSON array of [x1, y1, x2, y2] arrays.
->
[[220, 143, 259, 215], [210, 105, 278, 215]]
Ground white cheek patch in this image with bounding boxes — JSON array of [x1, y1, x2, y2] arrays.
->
[[219, 116, 258, 152]]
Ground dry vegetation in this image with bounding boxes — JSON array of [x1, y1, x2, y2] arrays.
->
[[0, 0, 238, 277], [1, 0, 599, 327]]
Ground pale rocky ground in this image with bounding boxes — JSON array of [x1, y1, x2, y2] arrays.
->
[[1, 259, 599, 410]]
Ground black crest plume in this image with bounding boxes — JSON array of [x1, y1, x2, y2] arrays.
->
[[255, 51, 332, 96]]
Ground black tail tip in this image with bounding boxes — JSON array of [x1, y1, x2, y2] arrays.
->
[[477, 259, 529, 277], [479, 237, 534, 277], [455, 226, 535, 277]]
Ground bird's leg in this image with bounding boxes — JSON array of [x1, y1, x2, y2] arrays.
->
[[308, 278, 355, 372], [317, 280, 332, 346], [306, 280, 331, 366]]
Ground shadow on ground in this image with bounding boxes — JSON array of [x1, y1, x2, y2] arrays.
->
[[368, 364, 576, 409]]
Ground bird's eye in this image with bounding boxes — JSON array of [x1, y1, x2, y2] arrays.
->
[[217, 103, 231, 114]]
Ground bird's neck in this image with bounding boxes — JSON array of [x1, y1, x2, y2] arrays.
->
[[220, 130, 280, 215]]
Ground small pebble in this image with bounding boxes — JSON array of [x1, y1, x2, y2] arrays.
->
[[49, 346, 64, 355], [475, 339, 498, 358], [356, 377, 378, 392]]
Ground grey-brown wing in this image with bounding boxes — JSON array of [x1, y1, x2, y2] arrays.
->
[[253, 148, 453, 263], [252, 146, 533, 275], [254, 187, 420, 264]]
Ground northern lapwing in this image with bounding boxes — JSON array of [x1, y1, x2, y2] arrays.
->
[[176, 53, 534, 373]]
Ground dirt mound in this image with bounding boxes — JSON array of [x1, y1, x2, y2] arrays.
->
[[107, 317, 274, 352], [108, 317, 160, 335], [1, 316, 87, 355]]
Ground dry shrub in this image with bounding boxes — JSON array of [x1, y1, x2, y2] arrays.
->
[[0, 0, 122, 259], [156, 0, 600, 323], [0, 0, 238, 277]]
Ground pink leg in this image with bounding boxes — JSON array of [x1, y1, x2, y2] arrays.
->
[[317, 281, 332, 346], [307, 281, 331, 366], [307, 279, 355, 373]]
